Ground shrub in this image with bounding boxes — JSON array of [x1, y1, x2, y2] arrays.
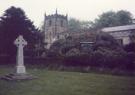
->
[[124, 43, 135, 53], [64, 53, 90, 66], [126, 52, 135, 70]]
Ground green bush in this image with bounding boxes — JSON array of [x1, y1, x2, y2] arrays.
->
[[64, 53, 90, 66], [124, 43, 135, 53]]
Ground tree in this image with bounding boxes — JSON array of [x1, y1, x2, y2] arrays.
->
[[92, 10, 133, 29], [116, 10, 133, 25], [80, 21, 92, 30], [68, 18, 81, 32], [0, 6, 38, 56], [94, 32, 121, 50], [68, 18, 93, 32], [92, 11, 117, 29]]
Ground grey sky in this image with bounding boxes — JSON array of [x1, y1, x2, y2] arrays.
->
[[0, 0, 135, 27]]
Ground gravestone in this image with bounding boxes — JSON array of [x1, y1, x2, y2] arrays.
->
[[1, 35, 35, 81]]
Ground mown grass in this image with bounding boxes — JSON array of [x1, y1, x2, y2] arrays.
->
[[0, 65, 135, 95]]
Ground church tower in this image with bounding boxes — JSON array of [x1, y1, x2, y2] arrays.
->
[[43, 10, 68, 48]]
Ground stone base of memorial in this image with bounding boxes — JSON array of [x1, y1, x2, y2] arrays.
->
[[1, 73, 36, 81]]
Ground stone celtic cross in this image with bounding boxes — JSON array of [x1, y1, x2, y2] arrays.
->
[[14, 35, 27, 74]]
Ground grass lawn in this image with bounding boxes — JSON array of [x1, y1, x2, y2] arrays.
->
[[0, 65, 135, 95]]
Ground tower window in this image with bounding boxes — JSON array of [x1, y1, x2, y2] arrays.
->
[[49, 20, 52, 26], [61, 20, 63, 27]]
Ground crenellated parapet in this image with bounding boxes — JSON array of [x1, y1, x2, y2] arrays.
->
[[45, 14, 67, 20]]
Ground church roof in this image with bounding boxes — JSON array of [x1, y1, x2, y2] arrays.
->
[[102, 24, 135, 32]]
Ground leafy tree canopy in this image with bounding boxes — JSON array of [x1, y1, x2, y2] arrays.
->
[[0, 6, 40, 56], [92, 10, 133, 29], [68, 18, 92, 32], [68, 18, 81, 32]]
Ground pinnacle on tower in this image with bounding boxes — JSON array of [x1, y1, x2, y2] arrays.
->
[[56, 8, 58, 14], [44, 12, 46, 17]]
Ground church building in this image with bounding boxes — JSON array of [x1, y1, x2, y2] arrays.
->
[[43, 10, 68, 48]]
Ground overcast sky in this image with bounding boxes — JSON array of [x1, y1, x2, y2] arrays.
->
[[0, 0, 135, 27]]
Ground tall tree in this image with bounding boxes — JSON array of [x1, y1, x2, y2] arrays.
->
[[116, 10, 133, 25], [68, 18, 81, 32], [0, 6, 38, 56], [68, 18, 92, 32], [92, 10, 133, 29], [80, 21, 92, 30]]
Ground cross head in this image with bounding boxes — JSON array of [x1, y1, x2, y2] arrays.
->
[[14, 35, 27, 47]]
